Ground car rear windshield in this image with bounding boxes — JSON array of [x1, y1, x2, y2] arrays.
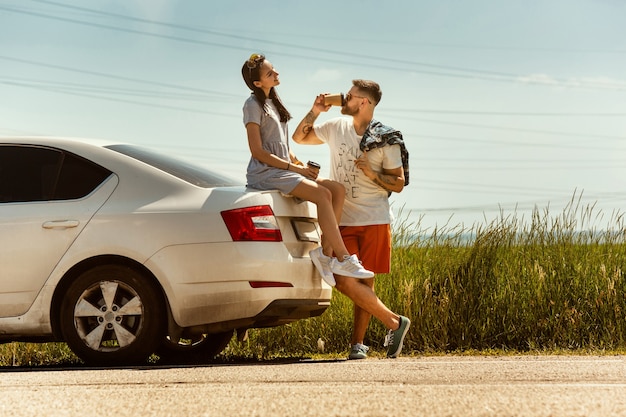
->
[[107, 144, 242, 188]]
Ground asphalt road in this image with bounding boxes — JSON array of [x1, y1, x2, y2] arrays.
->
[[1, 355, 625, 417]]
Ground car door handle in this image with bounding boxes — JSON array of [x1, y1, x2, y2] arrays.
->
[[42, 220, 80, 229]]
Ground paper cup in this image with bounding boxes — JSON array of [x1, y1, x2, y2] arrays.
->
[[323, 93, 345, 106]]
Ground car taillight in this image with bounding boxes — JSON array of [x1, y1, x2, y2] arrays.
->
[[221, 205, 282, 242]]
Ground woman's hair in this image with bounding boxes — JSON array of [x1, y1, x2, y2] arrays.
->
[[241, 54, 291, 123]]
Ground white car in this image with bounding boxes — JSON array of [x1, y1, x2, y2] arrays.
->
[[0, 137, 331, 365]]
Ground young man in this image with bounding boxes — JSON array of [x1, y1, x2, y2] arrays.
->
[[292, 79, 410, 359]]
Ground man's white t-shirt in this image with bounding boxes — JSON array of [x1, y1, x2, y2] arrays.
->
[[314, 117, 403, 226]]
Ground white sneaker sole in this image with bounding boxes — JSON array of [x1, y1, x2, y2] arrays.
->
[[310, 249, 336, 286], [329, 265, 374, 279]]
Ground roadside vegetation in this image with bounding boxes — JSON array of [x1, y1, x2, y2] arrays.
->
[[3, 195, 626, 366], [227, 196, 626, 359]]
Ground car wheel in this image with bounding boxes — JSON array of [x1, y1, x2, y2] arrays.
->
[[157, 332, 233, 364], [59, 265, 164, 366]]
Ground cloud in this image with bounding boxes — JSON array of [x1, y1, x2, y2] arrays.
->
[[129, 0, 174, 21], [516, 73, 559, 86], [567, 76, 626, 90], [309, 68, 343, 83]]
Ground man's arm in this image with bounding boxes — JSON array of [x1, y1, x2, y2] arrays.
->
[[292, 110, 322, 144], [292, 94, 330, 145], [355, 152, 405, 193], [373, 166, 405, 193]]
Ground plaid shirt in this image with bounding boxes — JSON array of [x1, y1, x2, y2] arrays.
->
[[359, 119, 410, 187]]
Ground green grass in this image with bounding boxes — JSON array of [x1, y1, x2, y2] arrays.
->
[[3, 195, 626, 366], [0, 342, 81, 367], [226, 196, 626, 359]]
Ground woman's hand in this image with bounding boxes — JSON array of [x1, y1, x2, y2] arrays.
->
[[291, 163, 319, 180]]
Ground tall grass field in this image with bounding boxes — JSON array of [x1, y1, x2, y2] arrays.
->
[[3, 197, 626, 366]]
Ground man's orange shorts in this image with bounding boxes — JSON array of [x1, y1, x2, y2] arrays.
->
[[339, 224, 392, 274]]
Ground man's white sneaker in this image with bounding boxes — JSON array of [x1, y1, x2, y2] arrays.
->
[[330, 255, 374, 279], [309, 247, 335, 286]]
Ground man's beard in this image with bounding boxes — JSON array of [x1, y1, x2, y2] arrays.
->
[[340, 105, 357, 116]]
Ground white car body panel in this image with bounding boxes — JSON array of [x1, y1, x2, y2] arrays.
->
[[0, 137, 331, 347], [0, 176, 118, 317]]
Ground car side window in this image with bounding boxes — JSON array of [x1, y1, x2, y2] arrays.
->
[[0, 145, 112, 203]]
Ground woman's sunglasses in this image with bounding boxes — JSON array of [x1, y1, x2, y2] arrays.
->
[[246, 54, 265, 79]]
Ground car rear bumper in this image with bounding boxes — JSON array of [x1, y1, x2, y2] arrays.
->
[[182, 298, 331, 335], [146, 242, 331, 328]]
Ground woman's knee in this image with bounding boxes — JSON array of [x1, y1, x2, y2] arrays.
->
[[292, 180, 331, 204], [319, 180, 345, 204], [316, 185, 333, 204]]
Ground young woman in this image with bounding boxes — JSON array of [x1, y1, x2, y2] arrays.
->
[[241, 53, 373, 283]]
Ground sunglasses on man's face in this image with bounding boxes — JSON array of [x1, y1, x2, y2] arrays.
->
[[345, 92, 372, 104]]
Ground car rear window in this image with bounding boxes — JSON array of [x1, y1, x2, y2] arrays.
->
[[0, 145, 112, 203], [106, 144, 242, 188]]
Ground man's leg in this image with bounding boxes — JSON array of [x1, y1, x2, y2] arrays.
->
[[335, 275, 400, 331], [350, 279, 374, 345], [338, 224, 400, 342]]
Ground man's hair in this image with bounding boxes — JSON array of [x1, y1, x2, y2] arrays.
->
[[352, 79, 382, 105]]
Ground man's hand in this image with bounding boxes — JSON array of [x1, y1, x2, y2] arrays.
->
[[355, 152, 375, 179], [355, 151, 405, 193], [314, 94, 332, 114]]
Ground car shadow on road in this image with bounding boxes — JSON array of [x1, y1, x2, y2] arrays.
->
[[0, 357, 347, 372]]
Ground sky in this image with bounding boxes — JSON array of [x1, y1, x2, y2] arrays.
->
[[1, 0, 625, 233]]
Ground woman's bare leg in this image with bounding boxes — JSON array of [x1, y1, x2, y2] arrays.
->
[[290, 179, 350, 259], [315, 178, 345, 256]]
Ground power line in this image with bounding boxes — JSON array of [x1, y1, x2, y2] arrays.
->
[[2, 74, 622, 146], [0, 55, 239, 97], [0, 79, 238, 118], [0, 76, 229, 101], [6, 3, 626, 91], [1, 3, 623, 144], [0, 4, 513, 84], [20, 2, 545, 79], [411, 160, 626, 172], [4, 73, 622, 120], [212, 29, 626, 55], [2, 55, 622, 144], [386, 116, 625, 141], [385, 108, 626, 117], [403, 133, 621, 150], [412, 194, 626, 215]]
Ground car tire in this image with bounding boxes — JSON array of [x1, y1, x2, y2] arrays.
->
[[156, 331, 233, 364], [59, 265, 164, 366]]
